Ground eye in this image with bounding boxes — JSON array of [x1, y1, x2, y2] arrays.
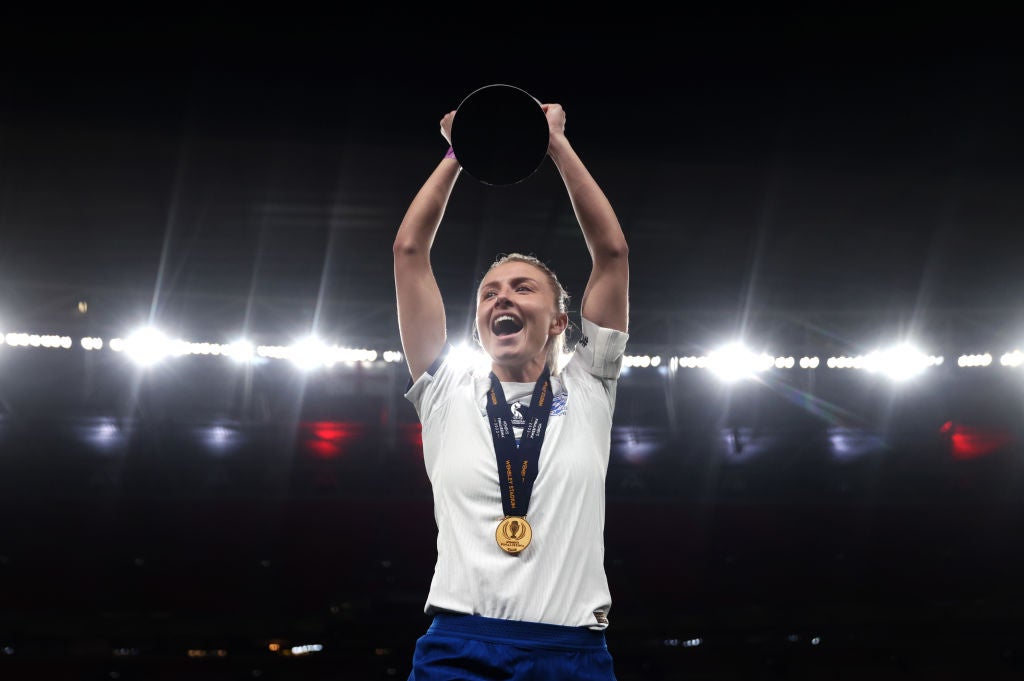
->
[[516, 285, 531, 293], [482, 290, 497, 299]]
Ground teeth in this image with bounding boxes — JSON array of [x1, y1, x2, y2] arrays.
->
[[492, 314, 523, 336]]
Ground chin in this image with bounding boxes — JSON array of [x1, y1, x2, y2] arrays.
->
[[489, 352, 519, 366], [484, 339, 519, 358], [486, 349, 524, 367]]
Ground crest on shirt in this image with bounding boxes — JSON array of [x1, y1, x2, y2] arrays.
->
[[512, 394, 568, 422]]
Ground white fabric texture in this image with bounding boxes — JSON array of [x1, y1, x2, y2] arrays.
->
[[405, 318, 628, 629]]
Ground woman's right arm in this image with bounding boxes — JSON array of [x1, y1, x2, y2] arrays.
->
[[393, 111, 462, 380]]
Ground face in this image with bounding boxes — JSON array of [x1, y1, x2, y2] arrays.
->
[[476, 260, 567, 377]]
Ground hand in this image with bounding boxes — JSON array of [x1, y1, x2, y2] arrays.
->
[[440, 110, 456, 146], [541, 103, 566, 139]]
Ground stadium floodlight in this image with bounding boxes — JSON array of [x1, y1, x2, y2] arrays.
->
[[707, 342, 774, 383], [123, 327, 172, 367], [862, 343, 931, 382], [289, 337, 331, 371], [1001, 350, 1023, 367], [223, 339, 255, 363]]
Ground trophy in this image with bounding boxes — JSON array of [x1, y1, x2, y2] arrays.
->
[[450, 83, 550, 186]]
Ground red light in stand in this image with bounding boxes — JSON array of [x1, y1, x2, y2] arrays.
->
[[301, 421, 360, 459], [941, 421, 1013, 460]]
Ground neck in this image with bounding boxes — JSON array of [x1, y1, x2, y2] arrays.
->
[[491, 359, 547, 383]]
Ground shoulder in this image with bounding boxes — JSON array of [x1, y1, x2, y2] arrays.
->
[[404, 345, 481, 414], [566, 317, 629, 380]]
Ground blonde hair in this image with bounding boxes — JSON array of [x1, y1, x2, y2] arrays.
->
[[477, 253, 571, 375]]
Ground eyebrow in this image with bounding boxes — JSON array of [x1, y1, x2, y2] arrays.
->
[[479, 276, 542, 290]]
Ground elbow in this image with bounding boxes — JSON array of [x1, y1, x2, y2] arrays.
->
[[393, 236, 424, 260], [604, 238, 629, 262]]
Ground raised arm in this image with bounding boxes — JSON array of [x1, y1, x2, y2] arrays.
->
[[393, 111, 462, 380], [544, 104, 629, 333]]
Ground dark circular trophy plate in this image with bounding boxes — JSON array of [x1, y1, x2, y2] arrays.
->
[[451, 84, 549, 186]]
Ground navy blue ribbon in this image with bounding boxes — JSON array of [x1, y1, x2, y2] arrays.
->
[[486, 367, 553, 518]]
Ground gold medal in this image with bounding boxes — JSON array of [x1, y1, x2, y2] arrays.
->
[[495, 516, 532, 554]]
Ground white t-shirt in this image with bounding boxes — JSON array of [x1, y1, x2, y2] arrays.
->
[[405, 318, 629, 629]]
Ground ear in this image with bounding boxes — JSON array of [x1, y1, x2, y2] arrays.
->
[[549, 312, 568, 336]]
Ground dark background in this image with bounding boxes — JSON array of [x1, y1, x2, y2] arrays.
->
[[1, 7, 1023, 680]]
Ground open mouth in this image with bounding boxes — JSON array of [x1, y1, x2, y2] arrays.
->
[[492, 314, 524, 337]]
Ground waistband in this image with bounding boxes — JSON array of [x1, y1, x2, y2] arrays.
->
[[426, 613, 608, 651]]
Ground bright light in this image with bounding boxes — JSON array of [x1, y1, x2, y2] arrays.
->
[[614, 426, 659, 463], [675, 355, 707, 369], [279, 338, 378, 370], [959, 353, 993, 368], [76, 417, 126, 452], [448, 342, 491, 374], [123, 327, 172, 367], [0, 324, 1017, 377], [11, 334, 73, 349], [829, 355, 866, 369], [829, 426, 887, 461], [289, 337, 331, 371], [1000, 350, 1022, 367], [224, 340, 255, 363], [199, 424, 241, 453], [290, 643, 323, 656], [863, 343, 932, 381], [707, 342, 773, 382], [170, 339, 192, 357]]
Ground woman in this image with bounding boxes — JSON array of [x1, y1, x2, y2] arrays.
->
[[393, 98, 629, 680]]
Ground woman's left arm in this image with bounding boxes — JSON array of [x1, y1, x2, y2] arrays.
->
[[544, 103, 629, 333]]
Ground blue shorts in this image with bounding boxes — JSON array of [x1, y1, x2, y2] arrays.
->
[[407, 613, 617, 681]]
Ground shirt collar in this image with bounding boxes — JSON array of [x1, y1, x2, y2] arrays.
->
[[474, 369, 565, 402]]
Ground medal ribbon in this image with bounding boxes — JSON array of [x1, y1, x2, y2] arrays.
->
[[486, 367, 553, 518]]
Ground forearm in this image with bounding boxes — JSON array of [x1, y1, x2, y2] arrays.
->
[[548, 130, 629, 332], [393, 157, 462, 257], [393, 156, 461, 379], [547, 133, 628, 261]]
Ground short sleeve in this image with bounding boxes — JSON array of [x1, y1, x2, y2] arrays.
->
[[571, 317, 629, 379], [404, 344, 456, 421]]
